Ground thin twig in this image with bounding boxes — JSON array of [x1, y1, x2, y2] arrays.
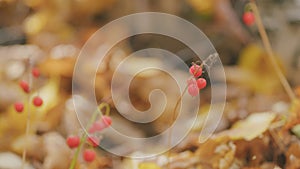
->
[[166, 85, 188, 169], [268, 128, 286, 153], [166, 53, 218, 169], [249, 1, 296, 101], [21, 58, 33, 169], [21, 92, 30, 169]]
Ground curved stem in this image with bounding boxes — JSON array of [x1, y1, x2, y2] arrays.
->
[[166, 56, 214, 169], [166, 85, 188, 169], [69, 102, 110, 169], [249, 1, 296, 101]]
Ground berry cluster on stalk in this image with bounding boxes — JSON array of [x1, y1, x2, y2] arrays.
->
[[187, 64, 207, 96], [66, 107, 112, 165], [14, 67, 43, 113]]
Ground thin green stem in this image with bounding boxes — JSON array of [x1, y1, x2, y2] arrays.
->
[[21, 95, 30, 169], [22, 58, 33, 169], [69, 132, 88, 169], [69, 102, 110, 169]]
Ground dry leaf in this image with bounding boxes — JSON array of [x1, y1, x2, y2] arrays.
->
[[195, 136, 236, 169], [291, 124, 300, 139], [12, 134, 44, 160], [219, 112, 276, 141], [139, 162, 162, 169], [43, 132, 71, 169], [286, 142, 300, 169], [0, 152, 34, 169], [238, 44, 284, 94]]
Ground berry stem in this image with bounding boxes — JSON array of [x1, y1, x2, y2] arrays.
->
[[21, 96, 30, 169], [21, 59, 33, 169], [69, 132, 88, 169], [69, 102, 110, 169], [166, 54, 217, 169], [249, 1, 296, 101], [166, 85, 188, 169]]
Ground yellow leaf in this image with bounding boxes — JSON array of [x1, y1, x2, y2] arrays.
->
[[24, 11, 48, 35], [187, 0, 214, 16], [139, 162, 162, 169], [30, 77, 60, 118], [237, 44, 285, 94], [219, 112, 276, 141], [292, 124, 300, 139]]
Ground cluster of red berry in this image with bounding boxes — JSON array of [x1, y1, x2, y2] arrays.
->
[[66, 115, 112, 163], [14, 68, 43, 113], [187, 64, 207, 96]]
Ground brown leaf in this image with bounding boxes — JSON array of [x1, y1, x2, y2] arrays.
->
[[286, 142, 300, 169], [218, 112, 276, 141]]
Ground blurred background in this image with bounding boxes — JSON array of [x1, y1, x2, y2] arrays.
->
[[0, 0, 300, 169]]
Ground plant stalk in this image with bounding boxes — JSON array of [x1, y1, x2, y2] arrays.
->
[[166, 59, 208, 169], [69, 103, 110, 169], [21, 59, 33, 169], [249, 1, 296, 101]]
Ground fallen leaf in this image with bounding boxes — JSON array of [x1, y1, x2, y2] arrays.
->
[[139, 162, 162, 169], [43, 132, 71, 169], [0, 152, 34, 169], [219, 112, 276, 141], [286, 142, 300, 169], [291, 124, 300, 139], [12, 134, 44, 160]]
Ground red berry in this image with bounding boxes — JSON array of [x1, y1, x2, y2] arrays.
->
[[197, 78, 207, 89], [83, 149, 96, 162], [66, 135, 80, 148], [188, 83, 199, 97], [33, 96, 43, 107], [89, 118, 111, 133], [32, 68, 40, 78], [88, 136, 100, 147], [243, 12, 255, 26], [93, 121, 106, 131], [14, 102, 24, 113], [187, 78, 196, 85], [19, 80, 30, 93], [189, 65, 202, 78], [88, 126, 97, 134], [102, 116, 112, 127]]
